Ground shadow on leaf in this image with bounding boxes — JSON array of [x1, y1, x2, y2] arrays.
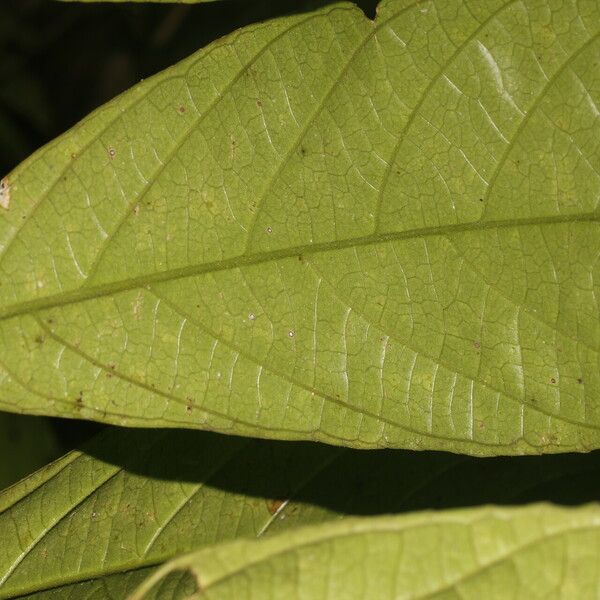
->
[[83, 426, 600, 517]]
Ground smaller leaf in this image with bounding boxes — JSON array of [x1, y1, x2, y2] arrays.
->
[[3, 426, 600, 599], [131, 504, 600, 600]]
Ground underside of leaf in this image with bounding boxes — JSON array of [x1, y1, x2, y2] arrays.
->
[[0, 0, 599, 455], [130, 504, 600, 600], [4, 426, 600, 599]]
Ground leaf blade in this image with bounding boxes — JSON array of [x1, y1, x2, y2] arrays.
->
[[1, 0, 599, 454], [130, 504, 600, 600], [3, 427, 600, 598]]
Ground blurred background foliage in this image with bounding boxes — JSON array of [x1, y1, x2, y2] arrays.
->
[[0, 0, 378, 487]]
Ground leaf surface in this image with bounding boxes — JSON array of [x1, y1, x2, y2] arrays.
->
[[130, 504, 600, 600], [2, 427, 600, 598], [1, 0, 599, 454]]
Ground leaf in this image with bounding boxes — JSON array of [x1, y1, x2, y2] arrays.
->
[[2, 426, 600, 598], [0, 412, 59, 490], [1, 0, 599, 454], [130, 504, 600, 600]]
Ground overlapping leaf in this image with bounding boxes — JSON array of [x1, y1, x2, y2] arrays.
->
[[130, 504, 600, 600], [1, 0, 599, 454], [3, 426, 600, 599]]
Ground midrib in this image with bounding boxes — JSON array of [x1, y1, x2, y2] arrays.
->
[[0, 211, 597, 322]]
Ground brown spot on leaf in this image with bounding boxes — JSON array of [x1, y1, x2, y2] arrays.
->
[[473, 340, 481, 349], [266, 499, 285, 515], [177, 105, 186, 114], [108, 147, 116, 159]]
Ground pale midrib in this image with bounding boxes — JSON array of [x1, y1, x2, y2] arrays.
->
[[0, 212, 596, 323]]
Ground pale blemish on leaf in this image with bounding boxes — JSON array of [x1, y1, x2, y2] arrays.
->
[[0, 178, 9, 210]]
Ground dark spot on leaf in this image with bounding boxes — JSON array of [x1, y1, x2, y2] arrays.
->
[[256, 99, 262, 107], [578, 378, 583, 384], [551, 378, 556, 384], [473, 340, 481, 349], [177, 105, 186, 114], [266, 499, 285, 515], [35, 335, 45, 344]]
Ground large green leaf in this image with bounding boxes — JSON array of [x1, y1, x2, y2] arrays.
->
[[1, 0, 599, 454], [2, 427, 600, 599], [130, 504, 600, 600]]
